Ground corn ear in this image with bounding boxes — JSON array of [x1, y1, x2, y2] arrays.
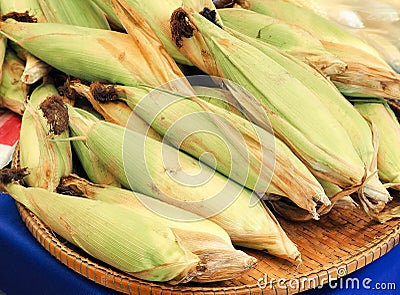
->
[[69, 114, 121, 187], [239, 0, 400, 100], [74, 80, 327, 215], [83, 81, 329, 217], [0, 49, 28, 115], [3, 181, 201, 284], [283, 0, 400, 72], [176, 9, 371, 193], [67, 105, 301, 263], [354, 100, 400, 189], [223, 27, 390, 203], [1, 0, 111, 84], [0, 21, 182, 87], [237, 0, 385, 61], [59, 174, 258, 282], [218, 8, 347, 76], [19, 81, 72, 190]]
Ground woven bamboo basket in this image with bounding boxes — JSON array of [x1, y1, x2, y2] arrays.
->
[[10, 139, 400, 294], [14, 193, 400, 295]]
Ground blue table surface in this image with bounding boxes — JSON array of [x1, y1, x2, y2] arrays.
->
[[1, 192, 399, 295]]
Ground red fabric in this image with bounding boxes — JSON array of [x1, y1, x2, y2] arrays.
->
[[0, 111, 21, 146]]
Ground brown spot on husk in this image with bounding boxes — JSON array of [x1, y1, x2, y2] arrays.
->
[[39, 95, 69, 135], [200, 8, 222, 28], [90, 82, 119, 103], [57, 176, 84, 197], [1, 11, 37, 23], [170, 8, 194, 48], [212, 0, 235, 8], [57, 76, 78, 103], [0, 168, 29, 191]]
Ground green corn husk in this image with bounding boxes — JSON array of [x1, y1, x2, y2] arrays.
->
[[89, 0, 125, 31], [168, 8, 376, 194], [191, 85, 245, 117], [0, 0, 51, 84], [68, 102, 153, 187], [104, 0, 331, 215], [221, 28, 390, 205], [0, 49, 28, 115], [58, 174, 258, 283], [90, 0, 193, 65], [19, 81, 72, 190], [1, 0, 112, 84], [67, 105, 302, 263], [1, 181, 201, 284], [238, 0, 400, 100], [38, 0, 110, 29], [69, 110, 121, 187], [70, 81, 162, 141], [70, 134, 121, 187], [237, 0, 385, 60], [218, 8, 347, 76], [0, 20, 187, 87], [354, 100, 400, 189], [72, 80, 330, 218], [282, 0, 400, 73]]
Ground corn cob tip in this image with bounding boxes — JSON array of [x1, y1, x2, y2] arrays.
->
[[0, 11, 38, 23], [0, 167, 29, 191], [58, 77, 80, 103], [90, 82, 119, 102], [39, 95, 69, 135], [170, 8, 194, 48]]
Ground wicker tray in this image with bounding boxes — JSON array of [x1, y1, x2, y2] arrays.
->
[[15, 192, 400, 295]]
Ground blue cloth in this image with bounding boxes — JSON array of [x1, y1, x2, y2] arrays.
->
[[0, 192, 399, 295]]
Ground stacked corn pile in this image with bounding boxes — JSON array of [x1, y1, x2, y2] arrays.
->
[[1, 0, 400, 285]]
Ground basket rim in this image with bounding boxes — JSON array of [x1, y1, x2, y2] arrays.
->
[[15, 201, 400, 295]]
